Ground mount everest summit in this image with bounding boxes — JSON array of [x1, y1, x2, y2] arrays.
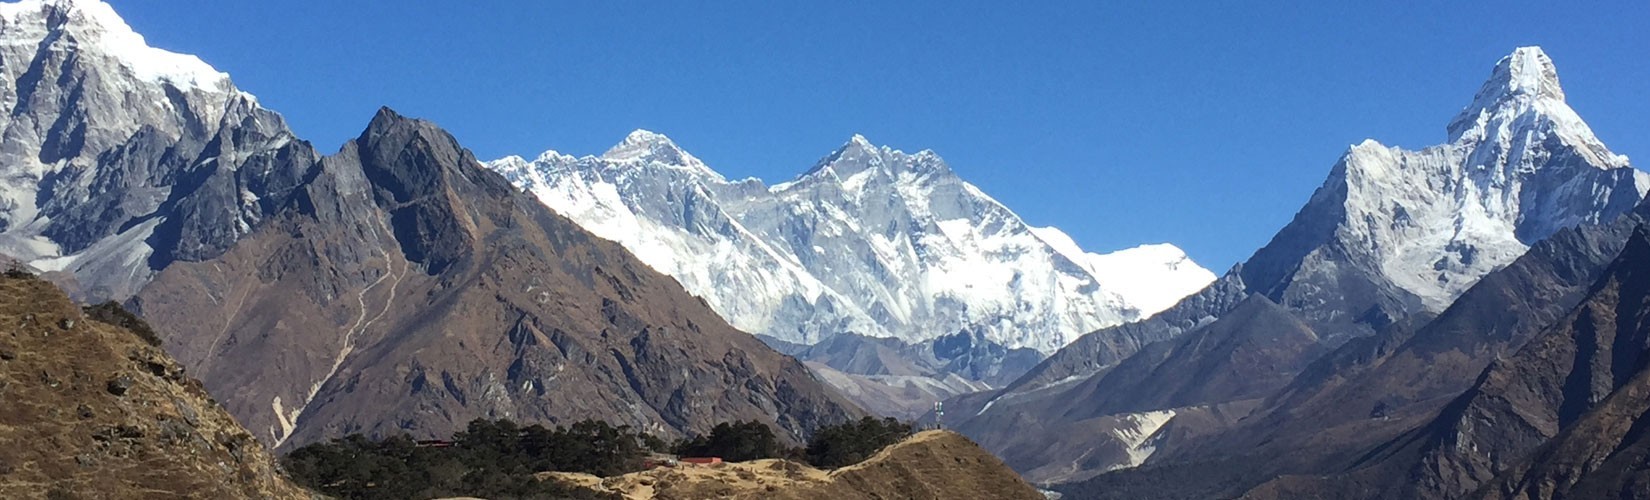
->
[[488, 130, 1215, 356]]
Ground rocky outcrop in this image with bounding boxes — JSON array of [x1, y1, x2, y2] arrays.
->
[[0, 273, 311, 499], [1410, 228, 1650, 498]]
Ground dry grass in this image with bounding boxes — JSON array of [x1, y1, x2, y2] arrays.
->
[[0, 276, 313, 499], [542, 430, 1042, 500]]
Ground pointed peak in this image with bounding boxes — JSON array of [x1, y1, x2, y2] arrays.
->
[[619, 129, 673, 147], [365, 106, 418, 134], [597, 129, 721, 179], [1447, 46, 1567, 141], [358, 107, 464, 158], [803, 134, 882, 176], [1440, 47, 1626, 167], [601, 129, 694, 164], [1488, 47, 1564, 102]]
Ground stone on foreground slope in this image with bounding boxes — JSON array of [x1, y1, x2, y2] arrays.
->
[[0, 274, 310, 499]]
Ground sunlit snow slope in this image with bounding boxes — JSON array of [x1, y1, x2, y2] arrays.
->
[[491, 133, 1214, 353]]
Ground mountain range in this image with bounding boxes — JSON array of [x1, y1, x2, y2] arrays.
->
[[487, 122, 1214, 415], [490, 133, 1213, 355], [4, 1, 1650, 498], [0, 0, 859, 450]]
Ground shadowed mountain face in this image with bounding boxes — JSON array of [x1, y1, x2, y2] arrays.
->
[[1474, 372, 1650, 500], [758, 332, 1036, 419], [0, 274, 310, 499], [1232, 226, 1650, 500], [133, 109, 862, 449], [958, 294, 1323, 484], [1427, 229, 1650, 499]]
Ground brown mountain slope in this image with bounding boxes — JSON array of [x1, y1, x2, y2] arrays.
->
[[1473, 368, 1650, 500], [1418, 227, 1650, 499], [1057, 201, 1645, 499], [0, 274, 310, 499], [546, 430, 1043, 500], [1238, 227, 1650, 499], [131, 108, 861, 450], [958, 294, 1323, 483]]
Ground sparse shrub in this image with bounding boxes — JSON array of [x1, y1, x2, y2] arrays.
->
[[3, 262, 35, 279]]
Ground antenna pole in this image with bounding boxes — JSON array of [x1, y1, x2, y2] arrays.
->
[[934, 401, 944, 430]]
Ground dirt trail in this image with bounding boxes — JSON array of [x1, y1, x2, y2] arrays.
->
[[542, 430, 1042, 500]]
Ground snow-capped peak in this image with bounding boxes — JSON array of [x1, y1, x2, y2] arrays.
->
[[0, 0, 231, 92], [1467, 47, 1565, 110], [1307, 47, 1648, 313], [597, 128, 723, 180], [491, 131, 1217, 354], [603, 129, 685, 160], [802, 134, 885, 177], [1444, 46, 1622, 168], [798, 134, 952, 184], [1030, 227, 1217, 317]]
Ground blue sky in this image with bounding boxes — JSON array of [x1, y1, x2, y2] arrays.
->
[[109, 1, 1648, 272]]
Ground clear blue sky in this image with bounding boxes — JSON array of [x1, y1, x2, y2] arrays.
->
[[108, 1, 1648, 272]]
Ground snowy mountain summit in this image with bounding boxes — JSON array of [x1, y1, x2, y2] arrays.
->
[[491, 134, 1215, 354], [1295, 46, 1647, 314], [0, 0, 305, 301]]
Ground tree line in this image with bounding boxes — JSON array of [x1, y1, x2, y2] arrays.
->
[[283, 416, 915, 499]]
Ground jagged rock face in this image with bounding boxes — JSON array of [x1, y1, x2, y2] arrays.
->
[[0, 275, 310, 499], [133, 109, 863, 450], [0, 0, 315, 301], [1405, 229, 1650, 499], [490, 133, 1215, 355], [1474, 373, 1650, 500]]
